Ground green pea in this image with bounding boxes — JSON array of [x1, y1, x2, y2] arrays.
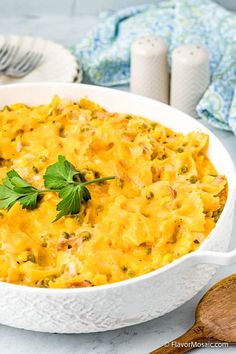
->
[[27, 254, 36, 263], [80, 231, 92, 241], [189, 175, 198, 184], [179, 166, 188, 174], [146, 191, 154, 200]]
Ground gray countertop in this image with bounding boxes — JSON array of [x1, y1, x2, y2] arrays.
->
[[0, 0, 236, 17], [0, 15, 235, 354]]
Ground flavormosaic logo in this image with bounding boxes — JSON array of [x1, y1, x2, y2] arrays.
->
[[164, 341, 229, 349]]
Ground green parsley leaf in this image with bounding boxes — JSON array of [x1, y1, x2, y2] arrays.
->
[[54, 185, 82, 222], [0, 184, 21, 209], [7, 170, 31, 188], [18, 193, 39, 209], [0, 170, 41, 210], [43, 155, 79, 190]]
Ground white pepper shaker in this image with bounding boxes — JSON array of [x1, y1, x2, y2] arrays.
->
[[170, 44, 210, 118], [130, 35, 169, 104]]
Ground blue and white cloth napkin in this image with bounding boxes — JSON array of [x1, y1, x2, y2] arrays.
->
[[73, 0, 236, 134]]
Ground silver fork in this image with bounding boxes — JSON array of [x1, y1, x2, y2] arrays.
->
[[5, 51, 43, 78], [0, 43, 19, 71]]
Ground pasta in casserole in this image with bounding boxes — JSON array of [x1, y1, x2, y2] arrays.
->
[[0, 97, 227, 288]]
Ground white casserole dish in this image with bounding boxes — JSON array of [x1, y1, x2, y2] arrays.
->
[[0, 83, 235, 333]]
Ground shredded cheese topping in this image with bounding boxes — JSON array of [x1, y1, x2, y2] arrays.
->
[[0, 97, 227, 288]]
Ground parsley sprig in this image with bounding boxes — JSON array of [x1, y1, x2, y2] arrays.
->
[[44, 156, 115, 221], [0, 156, 115, 221], [0, 170, 44, 210]]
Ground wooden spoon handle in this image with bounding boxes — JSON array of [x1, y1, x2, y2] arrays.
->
[[149, 324, 207, 354]]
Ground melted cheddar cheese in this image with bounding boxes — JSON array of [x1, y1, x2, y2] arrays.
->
[[0, 97, 227, 288]]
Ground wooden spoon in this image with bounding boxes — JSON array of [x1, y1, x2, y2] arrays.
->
[[150, 274, 236, 353]]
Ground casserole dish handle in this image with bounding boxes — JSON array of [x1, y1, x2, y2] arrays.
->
[[185, 248, 236, 266]]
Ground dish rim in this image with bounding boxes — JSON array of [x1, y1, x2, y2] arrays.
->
[[0, 82, 235, 294]]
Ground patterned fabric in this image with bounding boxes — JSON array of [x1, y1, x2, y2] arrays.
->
[[73, 0, 236, 134]]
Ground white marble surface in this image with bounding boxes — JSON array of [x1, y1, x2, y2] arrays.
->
[[0, 14, 235, 354]]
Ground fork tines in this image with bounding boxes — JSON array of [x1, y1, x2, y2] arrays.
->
[[0, 43, 19, 71], [6, 51, 43, 78]]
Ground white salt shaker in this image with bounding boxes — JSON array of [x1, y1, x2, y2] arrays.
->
[[170, 44, 210, 118], [130, 36, 169, 104]]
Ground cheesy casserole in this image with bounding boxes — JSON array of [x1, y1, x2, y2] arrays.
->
[[0, 97, 227, 288]]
